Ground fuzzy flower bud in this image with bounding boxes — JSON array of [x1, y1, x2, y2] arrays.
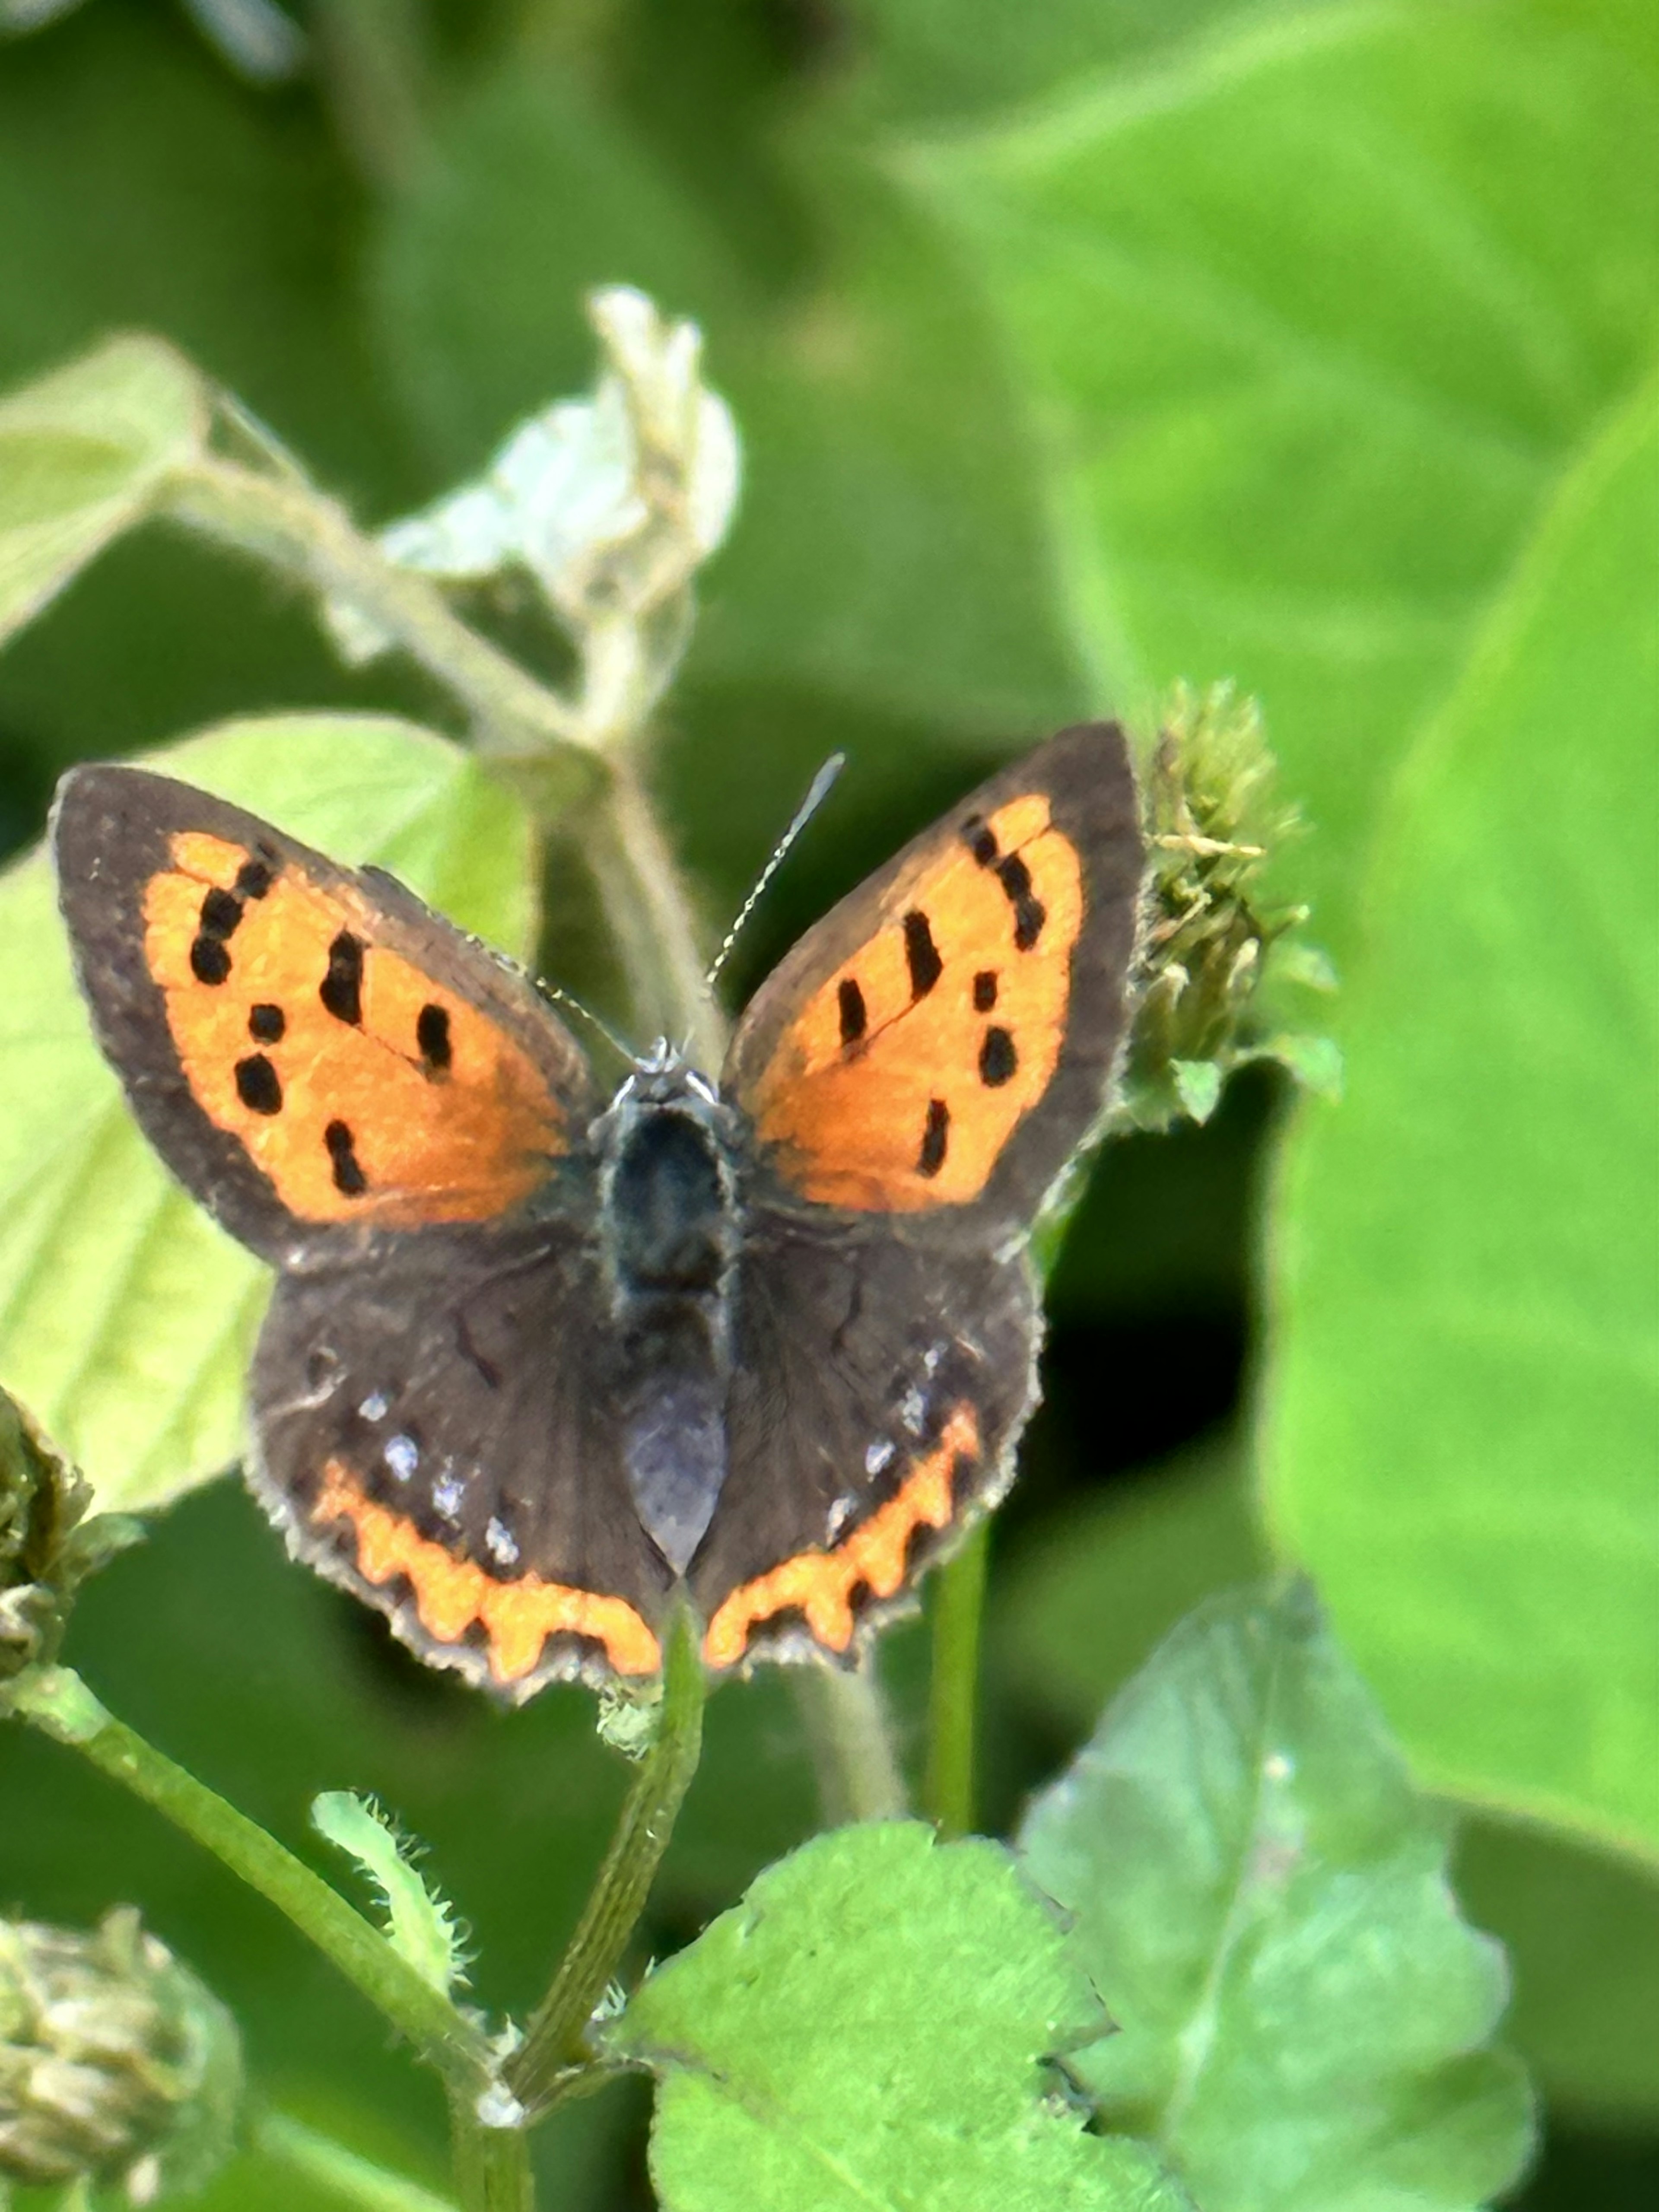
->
[[0, 1909, 242, 2202], [0, 1392, 140, 1688], [1119, 684, 1340, 1130]]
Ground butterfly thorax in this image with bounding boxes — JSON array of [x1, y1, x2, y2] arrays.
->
[[592, 1058, 744, 1576]]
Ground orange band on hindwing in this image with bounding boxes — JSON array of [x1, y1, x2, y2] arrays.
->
[[702, 1405, 980, 1668], [744, 795, 1084, 1210], [312, 1463, 661, 1681], [144, 832, 564, 1226]]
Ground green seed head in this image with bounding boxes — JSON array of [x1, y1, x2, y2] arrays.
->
[[0, 1908, 242, 2202]]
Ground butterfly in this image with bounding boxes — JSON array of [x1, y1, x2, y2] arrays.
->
[[52, 723, 1143, 1695]]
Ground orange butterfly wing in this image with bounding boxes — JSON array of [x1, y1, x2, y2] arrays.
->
[[56, 768, 591, 1257], [727, 723, 1142, 1221]]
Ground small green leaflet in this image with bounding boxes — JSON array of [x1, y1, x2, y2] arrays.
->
[[1019, 1582, 1535, 2212], [311, 1792, 470, 1999], [607, 1820, 1192, 2212]]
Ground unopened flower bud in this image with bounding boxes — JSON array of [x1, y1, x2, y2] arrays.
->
[[0, 1909, 242, 2202], [1120, 684, 1340, 1129], [0, 1392, 140, 1687]]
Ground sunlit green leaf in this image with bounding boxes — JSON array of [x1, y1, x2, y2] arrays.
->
[[608, 1821, 1192, 2212], [900, 0, 1659, 952], [1020, 1583, 1535, 2211], [0, 715, 536, 1509], [0, 334, 205, 645], [1261, 373, 1659, 1859]]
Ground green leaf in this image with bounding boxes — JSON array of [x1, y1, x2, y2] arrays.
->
[[311, 1794, 470, 2000], [1020, 1583, 1535, 2212], [846, 0, 1249, 121], [0, 334, 206, 645], [899, 0, 1659, 953], [607, 1821, 1192, 2212], [0, 715, 536, 1510], [1260, 372, 1659, 1859]]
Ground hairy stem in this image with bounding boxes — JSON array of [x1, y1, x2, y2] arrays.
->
[[793, 1665, 909, 1824], [585, 753, 725, 1069], [163, 457, 594, 762], [923, 1524, 991, 1837], [506, 1607, 706, 2115], [9, 1668, 493, 2097]]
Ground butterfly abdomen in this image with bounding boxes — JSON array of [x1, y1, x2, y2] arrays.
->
[[597, 1070, 743, 1576]]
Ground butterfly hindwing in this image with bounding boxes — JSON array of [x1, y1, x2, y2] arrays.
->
[[251, 1222, 672, 1695], [725, 722, 1143, 1223], [53, 767, 592, 1261], [692, 1206, 1039, 1669]]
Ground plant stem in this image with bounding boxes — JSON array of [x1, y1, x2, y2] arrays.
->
[[163, 457, 595, 763], [584, 751, 725, 1069], [448, 2097, 536, 2212], [505, 1607, 705, 2116], [923, 1523, 991, 1838], [9, 1667, 493, 2097], [792, 1666, 909, 1824], [256, 2110, 461, 2212]]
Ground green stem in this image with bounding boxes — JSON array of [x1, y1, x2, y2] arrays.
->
[[923, 1523, 991, 1838], [255, 2110, 460, 2212], [162, 457, 595, 763], [584, 752, 725, 1069], [505, 1607, 705, 2116], [792, 1666, 908, 1825], [447, 2098, 535, 2212], [10, 1667, 493, 2097]]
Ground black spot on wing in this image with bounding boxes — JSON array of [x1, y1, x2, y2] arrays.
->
[[324, 1119, 367, 1195], [903, 911, 943, 999], [917, 1098, 950, 1178], [235, 1055, 283, 1115], [320, 931, 365, 1026], [973, 970, 998, 1012], [979, 1027, 1017, 1088], [189, 935, 231, 985], [198, 887, 242, 941], [248, 1003, 286, 1043], [995, 854, 1046, 951], [837, 977, 868, 1047], [961, 814, 999, 867], [235, 859, 273, 900], [416, 1001, 452, 1073]]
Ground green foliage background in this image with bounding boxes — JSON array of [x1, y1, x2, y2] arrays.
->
[[0, 2, 1653, 2207]]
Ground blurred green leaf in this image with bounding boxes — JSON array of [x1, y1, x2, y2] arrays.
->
[[0, 2, 407, 497], [999, 1427, 1659, 2137], [1260, 372, 1659, 1859], [899, 0, 1659, 951], [1020, 1582, 1535, 2212], [847, 0, 1253, 120], [1454, 1822, 1659, 2132], [372, 66, 1086, 738], [0, 714, 536, 1510], [0, 334, 206, 646], [608, 1820, 1192, 2212], [998, 1430, 1262, 1727]]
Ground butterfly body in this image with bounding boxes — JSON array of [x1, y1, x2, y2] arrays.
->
[[53, 725, 1143, 1696]]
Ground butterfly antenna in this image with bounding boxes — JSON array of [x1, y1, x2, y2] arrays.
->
[[537, 982, 635, 1069], [705, 753, 846, 992]]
